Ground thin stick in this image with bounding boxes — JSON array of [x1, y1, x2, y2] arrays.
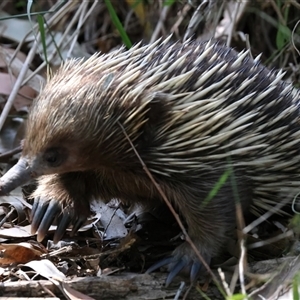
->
[[0, 146, 22, 160], [150, 6, 170, 43], [0, 39, 39, 131]]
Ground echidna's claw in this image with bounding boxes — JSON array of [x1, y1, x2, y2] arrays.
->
[[53, 207, 74, 243], [146, 256, 173, 274], [190, 261, 202, 282], [32, 198, 61, 242], [71, 214, 87, 236], [147, 242, 211, 286], [31, 196, 89, 243], [31, 197, 55, 235], [166, 258, 187, 286]]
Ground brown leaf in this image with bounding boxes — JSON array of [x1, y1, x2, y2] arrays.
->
[[0, 242, 44, 266], [0, 72, 36, 110]]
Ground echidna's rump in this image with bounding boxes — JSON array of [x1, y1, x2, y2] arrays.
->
[[1, 37, 300, 284]]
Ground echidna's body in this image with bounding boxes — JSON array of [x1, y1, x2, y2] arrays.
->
[[1, 37, 300, 283]]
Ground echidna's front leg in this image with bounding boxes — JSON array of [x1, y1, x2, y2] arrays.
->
[[31, 172, 94, 243]]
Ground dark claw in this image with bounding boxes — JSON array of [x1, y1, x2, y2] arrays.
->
[[166, 258, 187, 286], [31, 199, 39, 219], [36, 199, 61, 242], [30, 196, 89, 243], [146, 256, 173, 274], [53, 208, 74, 243], [190, 261, 202, 282], [31, 197, 52, 234], [71, 215, 87, 236], [147, 243, 211, 286]]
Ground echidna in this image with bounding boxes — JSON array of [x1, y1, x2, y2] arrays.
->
[[0, 37, 300, 285]]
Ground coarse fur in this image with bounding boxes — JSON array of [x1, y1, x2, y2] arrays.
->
[[20, 37, 300, 274]]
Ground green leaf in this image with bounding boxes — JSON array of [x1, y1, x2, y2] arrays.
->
[[164, 0, 176, 6], [227, 294, 248, 300], [37, 14, 48, 65], [275, 0, 291, 50], [104, 0, 132, 48], [200, 168, 231, 209], [293, 273, 300, 300]]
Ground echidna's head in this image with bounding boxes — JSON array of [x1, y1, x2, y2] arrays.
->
[[22, 62, 99, 176], [21, 53, 162, 178]]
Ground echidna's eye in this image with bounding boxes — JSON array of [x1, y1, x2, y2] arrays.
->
[[43, 148, 64, 167]]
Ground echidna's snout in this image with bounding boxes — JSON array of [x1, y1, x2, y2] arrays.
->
[[0, 149, 61, 196]]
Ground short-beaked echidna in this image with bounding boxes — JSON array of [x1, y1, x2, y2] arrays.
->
[[0, 37, 300, 284]]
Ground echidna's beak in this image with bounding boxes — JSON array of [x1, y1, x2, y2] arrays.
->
[[0, 157, 37, 195]]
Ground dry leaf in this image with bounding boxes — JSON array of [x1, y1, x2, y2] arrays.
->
[[0, 242, 44, 265]]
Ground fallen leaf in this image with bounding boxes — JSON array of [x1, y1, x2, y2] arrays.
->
[[0, 242, 44, 265]]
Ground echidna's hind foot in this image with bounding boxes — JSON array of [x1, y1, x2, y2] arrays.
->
[[147, 241, 210, 286], [167, 242, 210, 285]]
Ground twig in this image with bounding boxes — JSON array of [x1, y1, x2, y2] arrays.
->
[[0, 38, 39, 131], [0, 146, 22, 160], [218, 268, 231, 297], [238, 240, 246, 296], [0, 206, 15, 228], [226, 1, 241, 47], [247, 229, 294, 250], [174, 281, 185, 300], [0, 1, 76, 131], [243, 196, 291, 234], [292, 20, 300, 57], [23, 2, 80, 84], [171, 4, 192, 38], [150, 6, 170, 43]]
